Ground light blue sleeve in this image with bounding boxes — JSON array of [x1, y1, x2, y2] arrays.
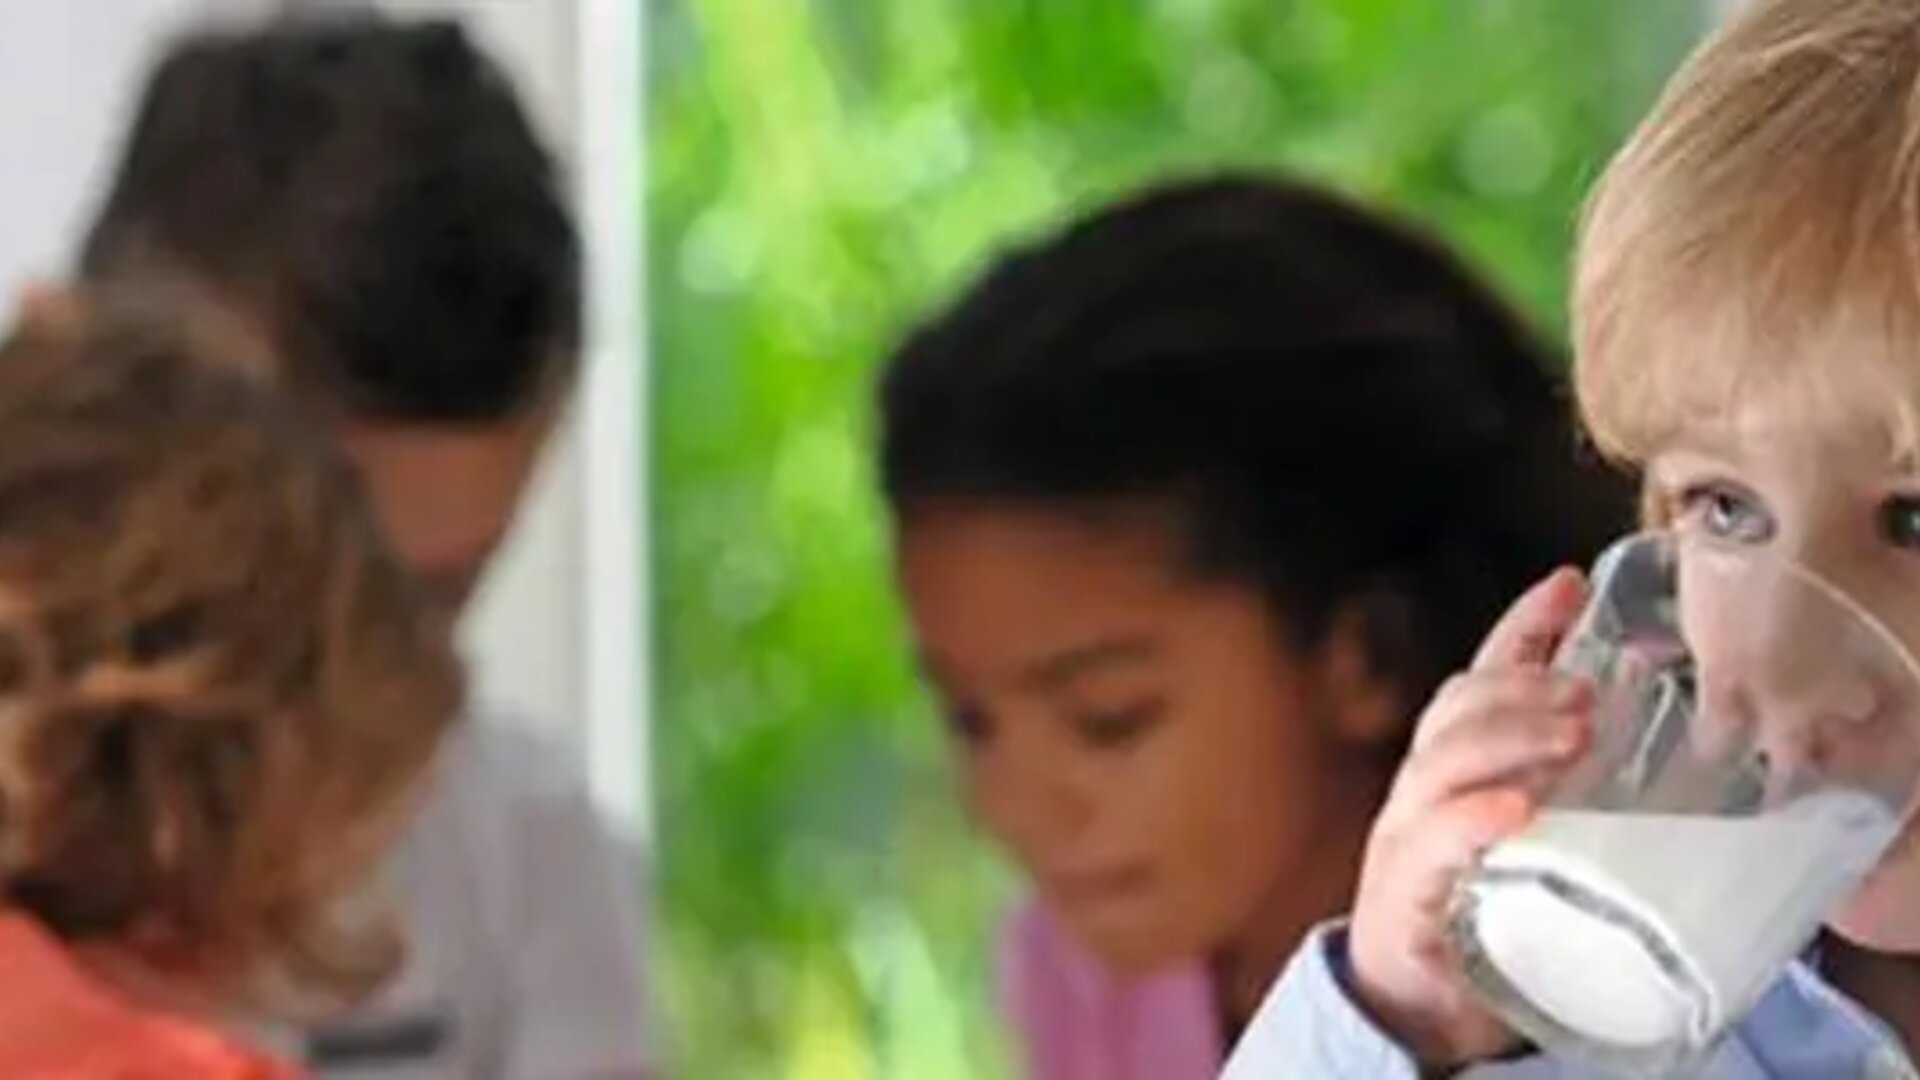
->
[[1220, 922, 1425, 1080], [1222, 933, 1913, 1080]]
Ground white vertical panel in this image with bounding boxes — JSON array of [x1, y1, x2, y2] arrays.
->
[[575, 0, 649, 839]]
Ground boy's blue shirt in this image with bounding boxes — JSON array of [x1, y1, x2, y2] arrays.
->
[[1221, 923, 1919, 1079]]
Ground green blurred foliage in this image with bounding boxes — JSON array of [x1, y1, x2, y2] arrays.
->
[[648, 2, 1703, 1075]]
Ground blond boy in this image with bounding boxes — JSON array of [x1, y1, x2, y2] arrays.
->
[[1225, 0, 1920, 1074]]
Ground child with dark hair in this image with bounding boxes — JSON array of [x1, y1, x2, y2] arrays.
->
[[878, 174, 1632, 1077], [82, 14, 579, 438], [50, 13, 651, 1076]]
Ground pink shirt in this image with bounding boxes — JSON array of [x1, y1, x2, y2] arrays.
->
[[997, 900, 1222, 1080]]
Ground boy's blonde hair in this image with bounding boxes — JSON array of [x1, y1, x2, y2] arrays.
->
[[0, 293, 462, 1003], [1576, 0, 1920, 469]]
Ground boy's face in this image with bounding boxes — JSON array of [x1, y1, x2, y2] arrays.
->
[[895, 502, 1394, 975], [341, 412, 551, 622], [1650, 414, 1920, 950]]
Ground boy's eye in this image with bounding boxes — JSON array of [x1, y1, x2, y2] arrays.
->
[[1677, 482, 1775, 545], [1879, 496, 1920, 549], [1072, 699, 1167, 750]]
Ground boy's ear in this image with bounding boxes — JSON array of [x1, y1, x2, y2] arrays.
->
[[1319, 591, 1412, 751], [12, 282, 85, 339]]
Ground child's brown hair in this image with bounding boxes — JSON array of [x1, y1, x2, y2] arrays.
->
[[0, 291, 462, 1003]]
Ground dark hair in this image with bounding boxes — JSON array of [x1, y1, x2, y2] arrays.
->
[[80, 13, 580, 423], [879, 175, 1632, 708]]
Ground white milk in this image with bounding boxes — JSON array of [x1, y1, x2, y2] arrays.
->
[[1465, 793, 1895, 1052]]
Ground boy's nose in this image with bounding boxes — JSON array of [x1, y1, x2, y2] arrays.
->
[[1751, 579, 1878, 715], [1726, 573, 1895, 787]]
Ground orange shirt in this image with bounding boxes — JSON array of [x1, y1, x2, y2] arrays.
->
[[0, 911, 298, 1079]]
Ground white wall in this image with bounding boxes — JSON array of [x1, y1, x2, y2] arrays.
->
[[0, 0, 214, 292], [0, 0, 652, 839]]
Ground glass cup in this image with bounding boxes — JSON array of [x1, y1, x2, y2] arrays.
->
[[1447, 531, 1920, 1076]]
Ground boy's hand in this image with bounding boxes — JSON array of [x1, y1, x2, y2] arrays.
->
[[1347, 568, 1593, 1066]]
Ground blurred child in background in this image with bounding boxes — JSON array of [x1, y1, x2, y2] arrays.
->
[[0, 290, 460, 1077], [60, 15, 653, 1075], [876, 175, 1632, 1077]]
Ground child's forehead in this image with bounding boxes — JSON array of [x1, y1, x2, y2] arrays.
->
[[1615, 311, 1920, 462], [1648, 413, 1913, 486], [1577, 239, 1920, 464]]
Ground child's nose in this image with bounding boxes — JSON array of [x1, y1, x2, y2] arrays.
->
[[1755, 587, 1877, 711], [984, 740, 1096, 849], [1726, 577, 1887, 783], [1012, 769, 1095, 844]]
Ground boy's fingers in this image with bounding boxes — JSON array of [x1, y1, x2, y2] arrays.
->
[[1392, 788, 1538, 918], [1410, 669, 1586, 753], [1472, 567, 1589, 671], [1389, 701, 1587, 826]]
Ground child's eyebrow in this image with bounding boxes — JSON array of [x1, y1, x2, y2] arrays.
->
[[1649, 434, 1740, 462], [1644, 444, 1744, 482], [1015, 634, 1159, 691]]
